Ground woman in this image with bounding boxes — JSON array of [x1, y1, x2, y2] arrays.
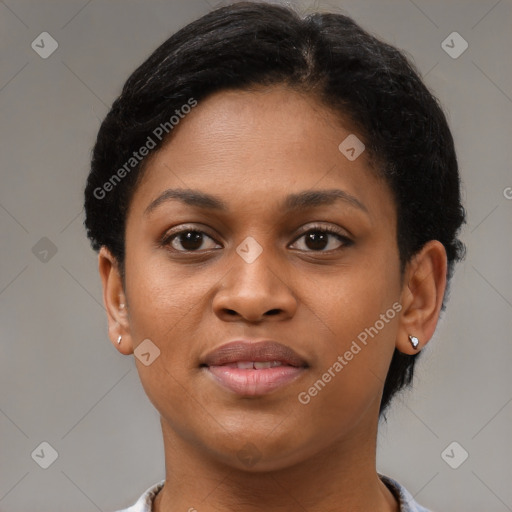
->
[[84, 2, 465, 511]]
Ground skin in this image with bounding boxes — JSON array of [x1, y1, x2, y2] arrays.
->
[[98, 85, 447, 512]]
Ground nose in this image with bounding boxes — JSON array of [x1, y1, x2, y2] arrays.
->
[[212, 247, 298, 323]]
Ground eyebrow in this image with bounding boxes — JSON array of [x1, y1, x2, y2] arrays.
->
[[143, 187, 368, 217]]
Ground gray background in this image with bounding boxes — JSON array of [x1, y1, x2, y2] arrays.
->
[[1, 0, 511, 510]]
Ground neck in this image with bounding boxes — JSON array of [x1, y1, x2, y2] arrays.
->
[[153, 413, 398, 512]]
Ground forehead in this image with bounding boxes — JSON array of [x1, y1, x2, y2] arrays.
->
[[127, 86, 394, 223]]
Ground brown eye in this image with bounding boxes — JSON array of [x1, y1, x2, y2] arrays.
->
[[163, 230, 220, 252], [291, 227, 352, 252]]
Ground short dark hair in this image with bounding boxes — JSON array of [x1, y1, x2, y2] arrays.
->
[[84, 1, 466, 417]]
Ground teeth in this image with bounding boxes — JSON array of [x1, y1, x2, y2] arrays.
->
[[236, 361, 254, 369], [235, 361, 284, 369], [254, 361, 272, 369]]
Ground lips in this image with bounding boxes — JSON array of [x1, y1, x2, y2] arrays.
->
[[201, 340, 308, 368], [201, 340, 308, 396]]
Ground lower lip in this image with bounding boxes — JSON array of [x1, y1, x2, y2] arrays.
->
[[205, 365, 306, 396]]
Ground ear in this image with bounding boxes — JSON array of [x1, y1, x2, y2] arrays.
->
[[396, 240, 447, 354], [98, 246, 134, 355]]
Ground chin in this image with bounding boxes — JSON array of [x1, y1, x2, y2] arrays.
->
[[197, 426, 317, 473]]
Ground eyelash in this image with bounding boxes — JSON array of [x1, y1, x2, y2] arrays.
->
[[160, 223, 353, 254]]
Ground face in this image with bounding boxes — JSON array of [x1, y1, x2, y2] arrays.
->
[[114, 86, 405, 470]]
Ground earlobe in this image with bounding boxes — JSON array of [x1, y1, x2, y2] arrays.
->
[[98, 246, 134, 355], [396, 240, 447, 355]]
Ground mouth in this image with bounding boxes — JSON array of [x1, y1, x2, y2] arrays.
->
[[200, 340, 309, 396]]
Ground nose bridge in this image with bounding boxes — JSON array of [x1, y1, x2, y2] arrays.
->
[[231, 236, 281, 295], [213, 234, 297, 321]]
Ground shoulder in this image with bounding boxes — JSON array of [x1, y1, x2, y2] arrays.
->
[[379, 473, 435, 512], [112, 480, 165, 512]]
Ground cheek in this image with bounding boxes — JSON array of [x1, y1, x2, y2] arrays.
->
[[125, 252, 205, 338], [295, 318, 398, 445], [124, 264, 207, 433], [296, 256, 400, 418], [307, 251, 400, 344], [124, 252, 227, 378]]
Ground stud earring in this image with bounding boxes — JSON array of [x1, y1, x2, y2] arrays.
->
[[117, 335, 122, 345], [120, 303, 125, 310], [408, 335, 419, 349]]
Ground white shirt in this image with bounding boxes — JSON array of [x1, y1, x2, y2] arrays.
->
[[113, 474, 434, 511]]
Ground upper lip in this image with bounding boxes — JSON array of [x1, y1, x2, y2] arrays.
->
[[201, 340, 308, 368]]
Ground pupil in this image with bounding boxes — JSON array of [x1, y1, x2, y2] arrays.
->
[[306, 231, 328, 250], [181, 231, 203, 250]]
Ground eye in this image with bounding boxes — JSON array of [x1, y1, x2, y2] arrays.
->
[[290, 225, 353, 252], [161, 228, 221, 252], [161, 224, 352, 254]]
